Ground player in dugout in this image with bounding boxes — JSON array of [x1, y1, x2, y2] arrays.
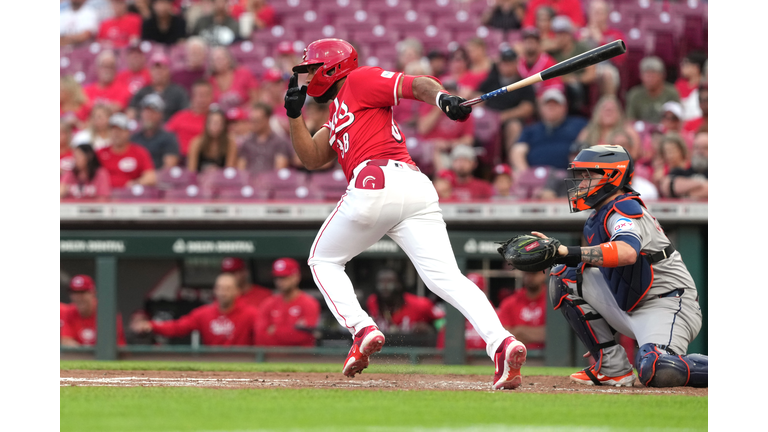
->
[[130, 272, 259, 345], [61, 275, 127, 347]]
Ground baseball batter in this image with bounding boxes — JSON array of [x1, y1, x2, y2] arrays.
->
[[284, 38, 526, 389], [530, 145, 707, 387]]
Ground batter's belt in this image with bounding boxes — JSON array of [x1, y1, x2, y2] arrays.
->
[[367, 159, 420, 172]]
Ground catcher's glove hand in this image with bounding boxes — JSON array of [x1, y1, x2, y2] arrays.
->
[[497, 234, 562, 272]]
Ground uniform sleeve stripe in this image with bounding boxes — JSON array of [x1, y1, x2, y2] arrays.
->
[[394, 72, 403, 106]]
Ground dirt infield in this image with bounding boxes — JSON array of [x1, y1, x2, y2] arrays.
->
[[60, 370, 707, 396]]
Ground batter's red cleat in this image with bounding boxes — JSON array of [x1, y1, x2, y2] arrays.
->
[[570, 366, 636, 387], [342, 326, 385, 378], [492, 336, 527, 390]]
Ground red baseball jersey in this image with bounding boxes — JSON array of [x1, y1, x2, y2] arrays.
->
[[517, 54, 564, 95], [151, 301, 259, 346], [97, 13, 142, 48], [237, 284, 273, 310], [83, 81, 132, 110], [165, 109, 207, 155], [451, 177, 494, 201], [321, 66, 416, 181], [60, 303, 73, 336], [60, 304, 127, 346], [366, 292, 445, 333], [256, 292, 320, 347], [115, 68, 152, 95], [97, 144, 155, 188], [497, 288, 547, 350], [210, 67, 258, 110]]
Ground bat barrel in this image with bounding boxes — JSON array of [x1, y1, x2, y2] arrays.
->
[[540, 40, 626, 81]]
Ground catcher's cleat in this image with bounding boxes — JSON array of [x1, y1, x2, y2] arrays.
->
[[570, 366, 636, 387], [492, 336, 527, 390], [342, 326, 385, 378]]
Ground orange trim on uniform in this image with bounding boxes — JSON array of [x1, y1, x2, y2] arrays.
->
[[626, 263, 654, 312], [643, 351, 659, 386], [553, 294, 568, 310], [552, 266, 568, 276]]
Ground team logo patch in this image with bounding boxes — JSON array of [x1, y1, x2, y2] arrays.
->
[[613, 217, 635, 233], [354, 165, 385, 190], [118, 157, 137, 172], [380, 71, 395, 78], [524, 241, 540, 252]]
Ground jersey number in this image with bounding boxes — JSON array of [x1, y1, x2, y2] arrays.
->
[[328, 99, 355, 159]]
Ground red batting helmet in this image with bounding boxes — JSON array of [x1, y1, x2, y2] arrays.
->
[[292, 39, 358, 97]]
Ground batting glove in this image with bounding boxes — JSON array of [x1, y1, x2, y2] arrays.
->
[[437, 92, 472, 122], [285, 73, 308, 119]]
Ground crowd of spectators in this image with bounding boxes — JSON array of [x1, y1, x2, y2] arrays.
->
[[61, 0, 707, 203]]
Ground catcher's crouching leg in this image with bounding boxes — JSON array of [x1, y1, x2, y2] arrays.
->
[[635, 343, 708, 388], [549, 265, 633, 383]]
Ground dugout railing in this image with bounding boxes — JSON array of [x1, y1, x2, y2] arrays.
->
[[60, 200, 707, 366]]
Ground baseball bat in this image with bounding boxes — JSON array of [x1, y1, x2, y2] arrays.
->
[[460, 40, 627, 107]]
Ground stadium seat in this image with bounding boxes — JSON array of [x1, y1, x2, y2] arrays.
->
[[367, 0, 414, 17], [512, 166, 559, 199], [162, 184, 211, 201], [198, 167, 251, 193], [254, 168, 309, 194], [331, 11, 382, 34], [215, 185, 270, 200], [111, 185, 162, 200], [157, 167, 198, 191], [307, 169, 349, 200], [270, 0, 317, 21], [272, 186, 324, 201], [229, 40, 269, 65], [381, 10, 431, 35], [471, 107, 502, 167]]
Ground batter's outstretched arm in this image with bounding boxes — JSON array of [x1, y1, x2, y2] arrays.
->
[[399, 76, 444, 104]]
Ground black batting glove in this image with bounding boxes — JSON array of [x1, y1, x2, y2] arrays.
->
[[437, 92, 472, 122], [285, 73, 307, 119]]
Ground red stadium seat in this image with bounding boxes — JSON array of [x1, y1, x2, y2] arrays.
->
[[272, 186, 324, 201], [157, 167, 198, 191], [471, 107, 502, 167], [307, 169, 349, 200], [513, 166, 560, 199], [162, 184, 212, 201], [215, 185, 270, 200], [271, 0, 317, 21], [331, 10, 382, 34], [254, 168, 309, 194], [111, 185, 162, 200], [198, 168, 251, 194]]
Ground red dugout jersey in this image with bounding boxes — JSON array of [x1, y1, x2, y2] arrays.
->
[[256, 292, 320, 347], [497, 288, 547, 350], [366, 292, 445, 333], [60, 303, 127, 346], [321, 66, 416, 181], [151, 301, 259, 346], [237, 284, 273, 310]]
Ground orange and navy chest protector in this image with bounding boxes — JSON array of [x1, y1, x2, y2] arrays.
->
[[583, 192, 651, 312]]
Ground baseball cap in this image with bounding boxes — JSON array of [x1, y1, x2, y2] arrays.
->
[[436, 169, 456, 182], [662, 101, 683, 119], [109, 112, 131, 130], [149, 51, 170, 67], [277, 41, 295, 55], [141, 93, 166, 112], [226, 107, 248, 122], [272, 257, 300, 277], [221, 257, 246, 272], [263, 68, 283, 82], [493, 163, 512, 177], [70, 275, 95, 292], [466, 272, 486, 291], [521, 27, 540, 40], [551, 15, 575, 34], [450, 144, 477, 162], [541, 87, 566, 104], [499, 48, 517, 62], [640, 56, 664, 73]]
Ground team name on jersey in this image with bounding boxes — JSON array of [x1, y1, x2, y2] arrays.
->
[[327, 98, 355, 159]]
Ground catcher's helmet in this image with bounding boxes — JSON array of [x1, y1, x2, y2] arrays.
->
[[292, 38, 358, 97], [565, 145, 635, 213]]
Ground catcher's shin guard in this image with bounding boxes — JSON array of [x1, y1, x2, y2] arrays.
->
[[549, 266, 619, 383], [635, 343, 708, 388]]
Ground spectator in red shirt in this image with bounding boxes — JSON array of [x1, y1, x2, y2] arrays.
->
[[131, 272, 259, 346], [433, 171, 455, 202], [683, 84, 707, 134], [532, 6, 557, 54], [165, 79, 213, 155], [209, 46, 259, 111], [221, 257, 273, 310], [186, 108, 239, 173], [256, 258, 321, 347], [61, 302, 73, 338], [577, 0, 624, 95], [61, 144, 113, 200], [416, 83, 475, 173], [436, 272, 490, 351], [97, 113, 158, 188], [516, 27, 564, 95], [523, 0, 585, 29], [171, 36, 209, 93], [447, 145, 494, 201], [497, 270, 548, 351], [83, 50, 133, 112], [366, 268, 445, 335], [97, 0, 142, 48], [61, 275, 127, 347], [233, 0, 277, 39], [463, 37, 494, 92], [675, 51, 707, 122], [114, 44, 152, 97]]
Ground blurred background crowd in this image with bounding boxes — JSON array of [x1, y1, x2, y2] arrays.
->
[[60, 0, 708, 203]]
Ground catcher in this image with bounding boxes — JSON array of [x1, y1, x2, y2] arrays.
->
[[498, 145, 707, 388]]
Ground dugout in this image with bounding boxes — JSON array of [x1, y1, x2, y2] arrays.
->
[[60, 200, 707, 366]]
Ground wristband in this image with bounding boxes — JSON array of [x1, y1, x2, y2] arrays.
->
[[401, 74, 415, 100], [600, 242, 620, 267], [435, 90, 449, 108], [563, 246, 582, 267]]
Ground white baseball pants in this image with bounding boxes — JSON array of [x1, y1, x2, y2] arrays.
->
[[307, 159, 513, 358]]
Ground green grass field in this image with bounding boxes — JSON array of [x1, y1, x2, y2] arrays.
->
[[60, 361, 707, 432]]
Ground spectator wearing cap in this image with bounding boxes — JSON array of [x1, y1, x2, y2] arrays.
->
[[61, 275, 127, 347], [165, 79, 213, 156], [497, 270, 548, 351], [475, 48, 536, 156], [61, 143, 112, 199], [131, 272, 259, 346], [129, 51, 190, 121], [516, 27, 564, 95], [141, 0, 187, 45], [416, 83, 476, 173], [433, 170, 455, 202], [447, 145, 494, 201], [60, 0, 99, 47], [549, 15, 596, 115], [171, 37, 209, 93], [522, 0, 585, 29], [187, 108, 238, 173], [481, 0, 525, 32], [209, 46, 259, 112], [97, 113, 157, 188], [510, 87, 587, 172], [221, 257, 273, 309], [256, 258, 321, 347], [130, 94, 181, 169], [274, 41, 300, 80], [625, 56, 680, 124], [237, 102, 291, 177], [115, 43, 152, 97], [659, 130, 707, 200], [658, 101, 694, 147], [675, 51, 707, 122], [490, 163, 522, 200], [96, 0, 142, 48], [436, 272, 490, 351], [83, 50, 133, 112], [233, 0, 277, 39], [226, 106, 252, 148], [256, 68, 291, 134], [192, 0, 240, 46]]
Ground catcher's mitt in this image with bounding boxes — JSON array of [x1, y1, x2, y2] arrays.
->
[[497, 235, 561, 272]]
